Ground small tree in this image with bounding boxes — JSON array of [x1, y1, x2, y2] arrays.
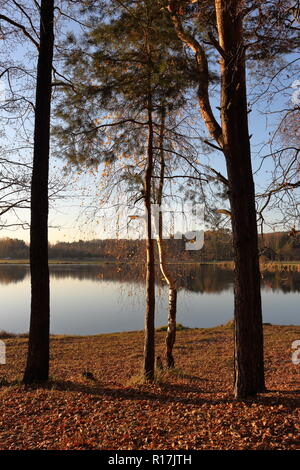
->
[[54, 0, 200, 379]]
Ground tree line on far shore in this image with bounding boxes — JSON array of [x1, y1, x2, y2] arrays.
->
[[0, 230, 299, 262]]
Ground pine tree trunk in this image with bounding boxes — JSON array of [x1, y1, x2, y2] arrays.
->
[[169, 0, 266, 398], [143, 94, 155, 381], [215, 0, 265, 398], [23, 0, 54, 384]]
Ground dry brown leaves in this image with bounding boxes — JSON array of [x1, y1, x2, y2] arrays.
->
[[0, 325, 299, 450]]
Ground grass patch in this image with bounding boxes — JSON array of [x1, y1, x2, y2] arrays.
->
[[126, 365, 185, 387], [156, 323, 189, 332]]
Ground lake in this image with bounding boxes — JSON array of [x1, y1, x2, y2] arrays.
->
[[0, 263, 299, 335]]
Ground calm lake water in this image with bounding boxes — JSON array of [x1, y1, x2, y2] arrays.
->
[[0, 263, 299, 335]]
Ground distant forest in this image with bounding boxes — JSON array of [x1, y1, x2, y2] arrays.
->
[[0, 230, 299, 261]]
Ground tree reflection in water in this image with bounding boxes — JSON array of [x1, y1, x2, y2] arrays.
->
[[0, 263, 299, 293]]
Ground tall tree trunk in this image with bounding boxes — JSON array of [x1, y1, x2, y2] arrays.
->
[[168, 0, 265, 398], [155, 107, 177, 368], [215, 0, 265, 398], [143, 93, 155, 381], [23, 0, 54, 384]]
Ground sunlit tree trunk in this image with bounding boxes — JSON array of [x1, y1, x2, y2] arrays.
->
[[155, 107, 177, 368], [23, 0, 54, 384], [157, 225, 177, 368]]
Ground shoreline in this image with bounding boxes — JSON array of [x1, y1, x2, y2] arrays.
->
[[1, 322, 300, 340], [0, 259, 299, 267]]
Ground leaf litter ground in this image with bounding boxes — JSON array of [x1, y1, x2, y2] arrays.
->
[[0, 324, 299, 450]]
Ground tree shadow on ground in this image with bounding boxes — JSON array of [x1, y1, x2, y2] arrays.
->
[[18, 379, 299, 410], [2, 375, 299, 410], [37, 379, 230, 407]]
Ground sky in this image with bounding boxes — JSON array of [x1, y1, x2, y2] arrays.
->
[[0, 3, 299, 244]]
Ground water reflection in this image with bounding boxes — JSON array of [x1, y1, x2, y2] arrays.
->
[[0, 263, 299, 294], [0, 265, 30, 284], [0, 263, 298, 334], [261, 270, 300, 293]]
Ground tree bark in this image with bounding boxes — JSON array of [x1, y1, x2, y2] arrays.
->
[[155, 107, 177, 368], [165, 280, 177, 368], [143, 92, 156, 381], [23, 0, 54, 384], [168, 0, 265, 398], [215, 0, 265, 398], [157, 205, 177, 370]]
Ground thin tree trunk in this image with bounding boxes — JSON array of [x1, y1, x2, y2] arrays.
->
[[143, 92, 155, 381], [23, 0, 54, 384], [155, 107, 177, 368], [157, 223, 177, 368], [215, 0, 265, 398]]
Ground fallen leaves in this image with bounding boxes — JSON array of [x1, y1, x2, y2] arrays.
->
[[0, 325, 299, 450]]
